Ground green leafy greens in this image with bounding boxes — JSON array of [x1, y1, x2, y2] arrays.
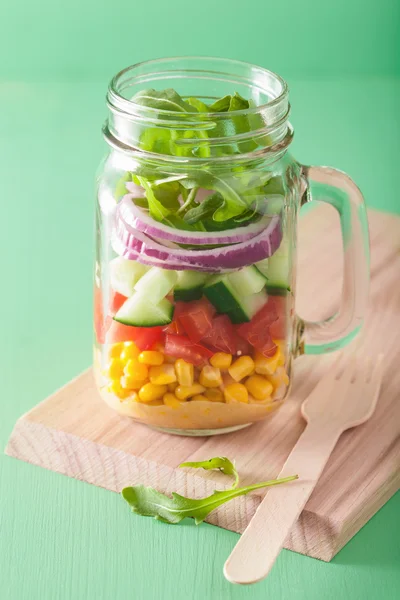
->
[[116, 87, 284, 230], [121, 456, 297, 525]]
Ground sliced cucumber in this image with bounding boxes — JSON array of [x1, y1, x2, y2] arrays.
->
[[110, 257, 149, 297], [204, 275, 268, 324], [174, 270, 209, 302], [228, 266, 266, 296], [134, 267, 178, 304], [255, 237, 291, 293], [114, 292, 174, 327]]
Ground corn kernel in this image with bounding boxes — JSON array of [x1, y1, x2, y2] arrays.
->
[[138, 383, 168, 403], [175, 359, 194, 386], [204, 388, 224, 403], [199, 366, 222, 388], [121, 375, 146, 390], [138, 351, 165, 366], [107, 380, 130, 399], [190, 394, 208, 402], [124, 359, 148, 381], [228, 356, 255, 382], [163, 393, 184, 409], [273, 340, 286, 363], [267, 367, 290, 390], [254, 349, 280, 376], [106, 358, 124, 379], [120, 341, 140, 362], [224, 383, 249, 404], [168, 382, 178, 392], [149, 364, 177, 385], [175, 383, 206, 400], [245, 374, 274, 400], [210, 352, 232, 369], [108, 342, 124, 359]]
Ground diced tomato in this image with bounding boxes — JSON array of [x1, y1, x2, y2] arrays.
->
[[107, 321, 163, 349], [237, 296, 280, 356], [164, 334, 213, 366], [174, 297, 216, 343], [233, 329, 252, 356], [268, 296, 287, 339], [163, 315, 186, 336], [200, 315, 237, 354], [109, 291, 128, 315], [94, 286, 112, 344]]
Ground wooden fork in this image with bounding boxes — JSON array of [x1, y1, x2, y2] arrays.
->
[[224, 352, 383, 585]]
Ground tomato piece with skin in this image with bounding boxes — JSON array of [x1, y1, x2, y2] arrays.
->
[[109, 291, 128, 315], [164, 334, 213, 366], [175, 297, 216, 344], [269, 296, 287, 340], [237, 296, 280, 356], [233, 329, 252, 356], [94, 286, 112, 344], [107, 321, 163, 349], [200, 315, 237, 354]]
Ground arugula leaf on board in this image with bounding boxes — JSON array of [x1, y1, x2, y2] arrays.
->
[[121, 474, 298, 525], [180, 456, 240, 489]]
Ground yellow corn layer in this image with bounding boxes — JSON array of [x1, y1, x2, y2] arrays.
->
[[175, 383, 206, 400], [267, 367, 289, 390], [245, 374, 274, 400], [138, 383, 168, 403], [124, 359, 148, 381], [120, 341, 140, 361], [210, 352, 232, 370], [163, 393, 184, 409], [106, 380, 131, 400], [274, 340, 286, 366], [228, 356, 255, 382], [108, 342, 124, 359], [199, 366, 222, 388], [224, 383, 249, 404], [168, 382, 178, 392], [138, 351, 165, 366], [149, 364, 177, 385], [204, 388, 224, 403], [175, 359, 194, 387], [121, 375, 147, 390], [106, 358, 125, 379], [190, 394, 208, 402], [254, 348, 281, 376]]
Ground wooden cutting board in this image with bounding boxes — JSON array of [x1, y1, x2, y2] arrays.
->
[[5, 205, 400, 562]]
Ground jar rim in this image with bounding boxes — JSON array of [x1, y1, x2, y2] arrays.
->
[[108, 56, 288, 118]]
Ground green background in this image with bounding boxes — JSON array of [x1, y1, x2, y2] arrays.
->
[[0, 1, 399, 599]]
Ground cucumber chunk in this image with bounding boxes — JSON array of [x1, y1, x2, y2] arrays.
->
[[110, 257, 149, 297], [114, 292, 174, 327], [228, 266, 266, 296], [134, 267, 178, 304], [204, 275, 268, 324], [174, 271, 209, 302], [255, 237, 291, 293]]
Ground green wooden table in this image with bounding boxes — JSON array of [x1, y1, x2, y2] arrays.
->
[[1, 78, 399, 600]]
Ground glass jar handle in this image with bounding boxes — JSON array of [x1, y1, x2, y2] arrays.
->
[[297, 165, 370, 355]]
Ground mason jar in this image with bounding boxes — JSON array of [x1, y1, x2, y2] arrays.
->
[[94, 57, 369, 435]]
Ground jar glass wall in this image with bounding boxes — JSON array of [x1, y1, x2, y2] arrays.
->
[[94, 57, 302, 434]]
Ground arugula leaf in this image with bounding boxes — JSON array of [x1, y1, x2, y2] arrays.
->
[[180, 457, 239, 489], [184, 193, 224, 224], [136, 176, 170, 222], [187, 97, 209, 112], [208, 95, 232, 112], [121, 475, 298, 525], [133, 88, 197, 113], [115, 172, 133, 199]]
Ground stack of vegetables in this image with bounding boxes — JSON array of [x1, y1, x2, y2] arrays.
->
[[95, 88, 292, 408]]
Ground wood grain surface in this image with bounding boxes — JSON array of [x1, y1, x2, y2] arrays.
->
[[6, 206, 400, 562]]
